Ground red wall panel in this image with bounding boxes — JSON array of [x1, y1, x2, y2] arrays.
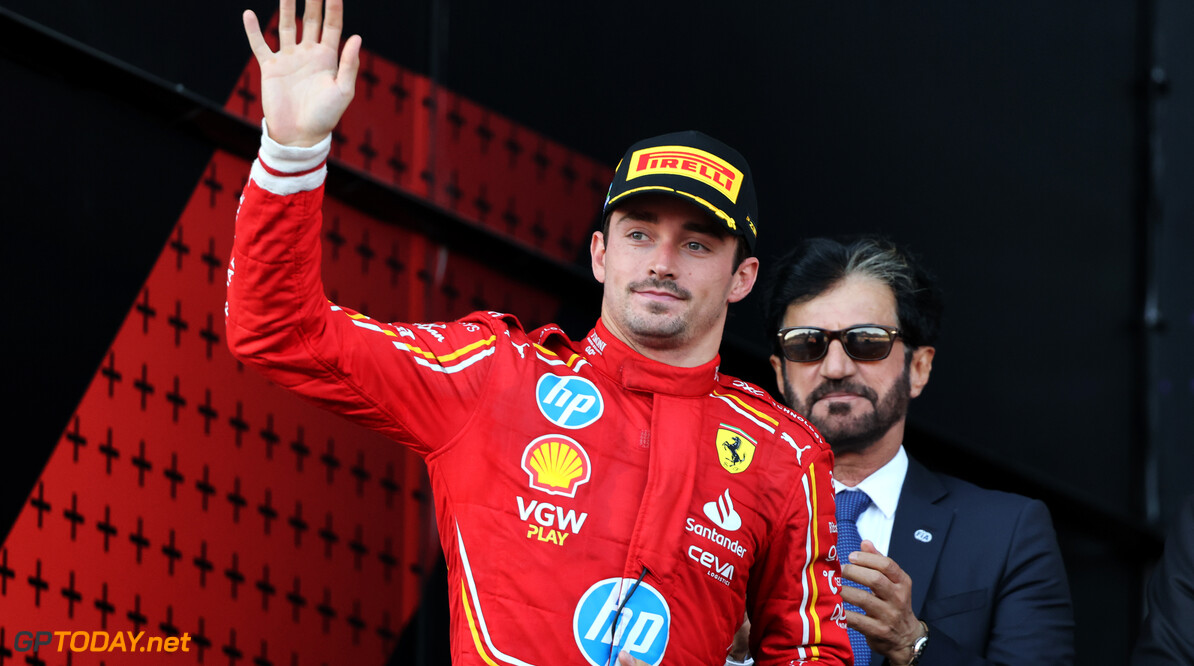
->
[[1, 32, 607, 666]]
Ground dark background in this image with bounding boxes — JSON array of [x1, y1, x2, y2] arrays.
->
[[3, 0, 1191, 662]]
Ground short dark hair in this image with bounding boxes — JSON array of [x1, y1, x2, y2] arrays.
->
[[762, 236, 944, 357], [600, 212, 751, 272]]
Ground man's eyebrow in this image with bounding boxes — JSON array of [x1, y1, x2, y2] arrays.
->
[[681, 219, 724, 236], [615, 211, 721, 236], [615, 208, 658, 224]]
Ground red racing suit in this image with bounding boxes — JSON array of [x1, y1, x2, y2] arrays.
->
[[225, 133, 850, 666]]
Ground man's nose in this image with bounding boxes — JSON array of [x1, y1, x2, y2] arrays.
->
[[648, 244, 679, 279], [819, 339, 856, 379]]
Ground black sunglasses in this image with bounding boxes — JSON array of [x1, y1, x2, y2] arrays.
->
[[776, 325, 903, 362]]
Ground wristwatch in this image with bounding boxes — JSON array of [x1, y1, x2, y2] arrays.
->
[[907, 621, 930, 665]]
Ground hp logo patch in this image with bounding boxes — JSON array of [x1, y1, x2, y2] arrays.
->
[[536, 374, 604, 429], [573, 577, 670, 666]]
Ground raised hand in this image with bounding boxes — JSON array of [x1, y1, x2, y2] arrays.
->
[[242, 0, 362, 147]]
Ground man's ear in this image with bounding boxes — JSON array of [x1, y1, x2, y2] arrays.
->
[[908, 346, 935, 398], [769, 354, 785, 396], [727, 256, 760, 304], [590, 231, 607, 283]]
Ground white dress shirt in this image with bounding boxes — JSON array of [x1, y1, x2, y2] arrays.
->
[[832, 445, 909, 556]]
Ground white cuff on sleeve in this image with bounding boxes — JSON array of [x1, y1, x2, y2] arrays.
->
[[249, 119, 333, 195]]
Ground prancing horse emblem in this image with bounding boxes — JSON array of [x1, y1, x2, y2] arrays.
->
[[716, 424, 756, 474], [724, 436, 745, 464]]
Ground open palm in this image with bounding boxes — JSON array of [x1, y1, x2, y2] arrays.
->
[[243, 0, 361, 147]]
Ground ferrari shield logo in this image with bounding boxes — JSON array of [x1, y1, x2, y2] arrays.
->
[[716, 424, 756, 474]]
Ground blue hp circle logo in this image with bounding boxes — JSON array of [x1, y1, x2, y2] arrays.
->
[[573, 577, 670, 666], [536, 374, 604, 429]]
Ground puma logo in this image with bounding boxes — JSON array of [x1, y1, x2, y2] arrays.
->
[[781, 431, 812, 464]]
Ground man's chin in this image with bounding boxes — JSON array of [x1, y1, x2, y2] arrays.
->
[[638, 301, 680, 317], [809, 416, 880, 454], [818, 415, 906, 457], [625, 320, 687, 346], [824, 432, 879, 457]]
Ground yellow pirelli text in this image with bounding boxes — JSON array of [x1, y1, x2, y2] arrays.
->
[[627, 145, 744, 202]]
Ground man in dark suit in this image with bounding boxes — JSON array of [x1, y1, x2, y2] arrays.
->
[[1132, 493, 1194, 664], [756, 236, 1074, 665]]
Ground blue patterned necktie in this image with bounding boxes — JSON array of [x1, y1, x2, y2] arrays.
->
[[836, 489, 873, 666]]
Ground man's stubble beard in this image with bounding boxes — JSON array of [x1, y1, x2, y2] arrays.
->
[[784, 362, 912, 456], [619, 278, 696, 350], [625, 302, 687, 345]]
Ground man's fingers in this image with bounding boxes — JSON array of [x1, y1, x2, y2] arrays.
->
[[839, 584, 865, 606], [841, 563, 883, 590], [337, 34, 362, 93], [843, 590, 903, 633], [845, 607, 881, 634], [844, 564, 907, 608], [322, 0, 344, 47], [243, 10, 272, 60], [846, 604, 923, 657], [848, 549, 908, 586], [278, 0, 298, 46], [301, 0, 323, 44], [846, 551, 887, 570], [839, 584, 880, 614], [845, 607, 904, 651], [882, 559, 909, 585]]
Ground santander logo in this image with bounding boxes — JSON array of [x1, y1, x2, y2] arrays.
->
[[702, 489, 742, 531]]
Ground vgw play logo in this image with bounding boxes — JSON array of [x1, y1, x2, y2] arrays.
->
[[573, 577, 670, 666], [536, 375, 603, 429]]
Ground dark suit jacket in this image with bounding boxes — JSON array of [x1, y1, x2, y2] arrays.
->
[[1132, 494, 1194, 664], [864, 456, 1075, 666]]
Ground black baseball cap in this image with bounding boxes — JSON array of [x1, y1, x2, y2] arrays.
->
[[603, 131, 759, 254]]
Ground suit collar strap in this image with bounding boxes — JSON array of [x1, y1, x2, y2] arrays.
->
[[582, 319, 720, 397]]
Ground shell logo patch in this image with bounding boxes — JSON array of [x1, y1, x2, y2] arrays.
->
[[716, 424, 755, 474], [521, 434, 592, 498]]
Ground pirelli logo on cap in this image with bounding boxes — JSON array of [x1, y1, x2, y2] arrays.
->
[[627, 146, 744, 203]]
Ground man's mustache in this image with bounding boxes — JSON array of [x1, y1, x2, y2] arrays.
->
[[807, 379, 878, 405], [629, 278, 690, 300]]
